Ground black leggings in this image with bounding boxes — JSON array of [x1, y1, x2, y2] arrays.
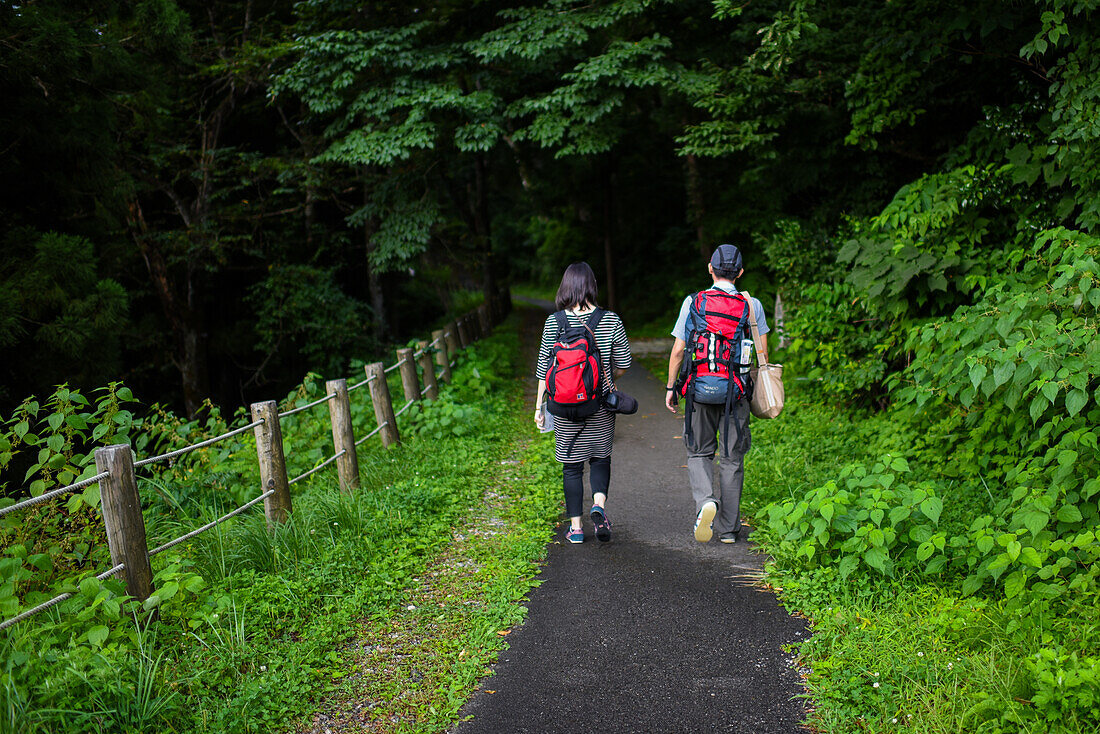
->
[[562, 456, 611, 518]]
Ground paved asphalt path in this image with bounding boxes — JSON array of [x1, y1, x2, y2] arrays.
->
[[453, 303, 809, 733]]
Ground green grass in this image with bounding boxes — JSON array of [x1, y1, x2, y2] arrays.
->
[[3, 321, 564, 734]]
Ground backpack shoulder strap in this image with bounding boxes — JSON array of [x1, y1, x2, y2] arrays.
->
[[585, 308, 606, 333], [553, 310, 569, 337], [738, 291, 767, 368]]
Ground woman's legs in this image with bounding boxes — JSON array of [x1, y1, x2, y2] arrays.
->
[[589, 456, 611, 509], [562, 461, 585, 529], [564, 457, 612, 537]]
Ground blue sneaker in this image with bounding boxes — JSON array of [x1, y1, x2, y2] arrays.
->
[[590, 505, 611, 542], [566, 527, 584, 544]]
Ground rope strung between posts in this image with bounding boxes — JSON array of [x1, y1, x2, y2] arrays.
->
[[394, 399, 415, 418], [354, 422, 387, 447], [383, 358, 406, 374], [0, 563, 125, 631], [0, 471, 110, 518], [134, 419, 265, 469], [412, 347, 426, 359], [346, 374, 377, 393], [149, 489, 276, 557], [278, 391, 336, 418], [288, 449, 347, 486]]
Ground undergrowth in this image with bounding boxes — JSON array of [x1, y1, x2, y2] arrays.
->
[[1, 319, 562, 733]]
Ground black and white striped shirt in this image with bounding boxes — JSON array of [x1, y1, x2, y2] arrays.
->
[[537, 309, 632, 463]]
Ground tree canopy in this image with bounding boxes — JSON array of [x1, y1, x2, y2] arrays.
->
[[2, 0, 1097, 422]]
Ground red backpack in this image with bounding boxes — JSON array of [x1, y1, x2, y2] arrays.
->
[[545, 310, 605, 422], [676, 289, 753, 446]]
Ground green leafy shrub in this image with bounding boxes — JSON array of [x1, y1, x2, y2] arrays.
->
[[762, 456, 943, 578]]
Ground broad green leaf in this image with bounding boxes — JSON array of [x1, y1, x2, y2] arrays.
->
[[1066, 388, 1088, 417], [863, 546, 888, 573], [1056, 505, 1083, 524], [838, 555, 859, 579], [919, 497, 943, 524], [917, 541, 935, 561], [1019, 546, 1042, 568], [1004, 570, 1027, 599], [87, 625, 109, 647]]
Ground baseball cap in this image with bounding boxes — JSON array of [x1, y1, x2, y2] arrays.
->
[[710, 244, 743, 273]]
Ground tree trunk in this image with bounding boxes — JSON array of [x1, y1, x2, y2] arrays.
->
[[363, 178, 386, 341], [473, 152, 497, 308], [602, 156, 618, 312], [686, 153, 709, 261], [129, 204, 209, 416]]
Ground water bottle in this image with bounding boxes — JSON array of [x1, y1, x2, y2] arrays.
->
[[539, 403, 555, 433], [740, 339, 754, 372]]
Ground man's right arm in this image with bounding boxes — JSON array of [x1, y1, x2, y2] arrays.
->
[[665, 338, 686, 413]]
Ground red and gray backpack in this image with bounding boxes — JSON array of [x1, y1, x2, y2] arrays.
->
[[545, 310, 606, 422], [676, 289, 754, 447]]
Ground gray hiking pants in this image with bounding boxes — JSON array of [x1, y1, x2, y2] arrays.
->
[[685, 399, 751, 535]]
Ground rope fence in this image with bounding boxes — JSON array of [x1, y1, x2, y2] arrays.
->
[[0, 563, 125, 631], [0, 471, 111, 518], [346, 374, 376, 393], [0, 292, 511, 630], [134, 419, 264, 469], [288, 449, 346, 486], [354, 422, 387, 447], [278, 391, 336, 418], [149, 490, 276, 557]]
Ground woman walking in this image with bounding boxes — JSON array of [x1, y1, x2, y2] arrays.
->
[[535, 262, 632, 543]]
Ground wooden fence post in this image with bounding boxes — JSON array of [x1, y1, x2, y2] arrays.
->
[[478, 303, 491, 336], [432, 328, 452, 383], [457, 317, 470, 349], [325, 378, 360, 492], [365, 362, 400, 447], [95, 445, 152, 601], [396, 347, 421, 404], [251, 401, 292, 525], [446, 320, 461, 356], [417, 340, 439, 400]]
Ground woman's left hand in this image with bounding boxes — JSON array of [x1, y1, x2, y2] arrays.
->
[[534, 406, 545, 429]]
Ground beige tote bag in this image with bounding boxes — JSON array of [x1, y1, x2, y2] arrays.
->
[[741, 291, 784, 419]]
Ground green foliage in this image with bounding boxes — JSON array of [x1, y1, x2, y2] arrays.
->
[[0, 322, 541, 733], [248, 265, 372, 378], [0, 231, 129, 404], [762, 457, 943, 578]]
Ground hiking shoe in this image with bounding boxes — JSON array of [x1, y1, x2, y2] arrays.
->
[[566, 527, 585, 544], [694, 500, 718, 543], [590, 505, 611, 542], [719, 531, 739, 544]]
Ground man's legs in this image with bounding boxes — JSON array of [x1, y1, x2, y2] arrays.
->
[[715, 400, 751, 536], [685, 403, 721, 511]]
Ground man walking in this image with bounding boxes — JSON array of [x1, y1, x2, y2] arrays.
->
[[664, 244, 769, 543]]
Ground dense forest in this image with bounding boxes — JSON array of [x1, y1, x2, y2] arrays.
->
[[9, 0, 1089, 417], [2, 1, 1099, 732]]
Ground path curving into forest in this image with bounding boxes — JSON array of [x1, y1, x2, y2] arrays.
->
[[453, 303, 809, 733]]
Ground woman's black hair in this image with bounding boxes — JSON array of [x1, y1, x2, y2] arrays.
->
[[555, 262, 599, 311]]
